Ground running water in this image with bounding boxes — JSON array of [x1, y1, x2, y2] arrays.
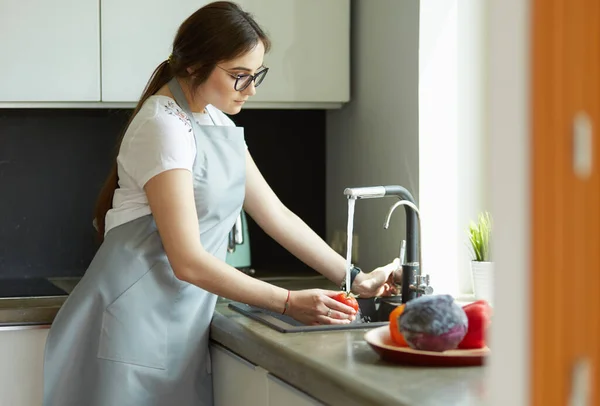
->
[[344, 198, 356, 293]]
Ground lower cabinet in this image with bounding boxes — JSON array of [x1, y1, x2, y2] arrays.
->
[[267, 373, 324, 406], [210, 343, 323, 406], [210, 343, 269, 406], [0, 327, 49, 406]]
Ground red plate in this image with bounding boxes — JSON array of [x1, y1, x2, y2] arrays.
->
[[364, 325, 489, 367]]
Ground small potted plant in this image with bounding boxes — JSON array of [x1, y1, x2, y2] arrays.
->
[[468, 211, 493, 303]]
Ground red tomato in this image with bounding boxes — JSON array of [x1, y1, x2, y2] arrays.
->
[[332, 292, 359, 312]]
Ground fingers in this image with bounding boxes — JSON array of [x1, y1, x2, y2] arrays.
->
[[314, 315, 353, 325], [322, 294, 356, 315], [326, 308, 355, 321], [377, 258, 401, 275], [290, 289, 360, 325], [314, 305, 355, 324], [368, 258, 401, 289]]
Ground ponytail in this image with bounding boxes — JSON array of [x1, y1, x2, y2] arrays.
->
[[93, 60, 173, 242]]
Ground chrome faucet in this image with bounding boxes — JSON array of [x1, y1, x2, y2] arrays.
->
[[343, 185, 432, 303]]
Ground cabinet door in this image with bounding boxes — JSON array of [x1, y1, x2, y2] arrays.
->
[[100, 0, 349, 104], [237, 0, 350, 104], [0, 327, 49, 406], [0, 0, 100, 102], [209, 343, 268, 406], [267, 373, 323, 406], [100, 0, 209, 102], [530, 0, 600, 404]]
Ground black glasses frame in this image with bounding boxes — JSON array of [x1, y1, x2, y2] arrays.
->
[[216, 65, 269, 91]]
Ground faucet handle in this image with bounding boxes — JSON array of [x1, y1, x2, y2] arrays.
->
[[409, 274, 434, 296]]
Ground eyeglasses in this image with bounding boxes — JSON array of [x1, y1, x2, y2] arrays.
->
[[216, 65, 269, 91]]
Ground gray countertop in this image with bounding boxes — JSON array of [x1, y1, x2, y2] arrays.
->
[[0, 276, 488, 406]]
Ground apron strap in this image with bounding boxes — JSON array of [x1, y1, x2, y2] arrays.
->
[[167, 77, 216, 133]]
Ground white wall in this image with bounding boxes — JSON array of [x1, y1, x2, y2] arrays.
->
[[487, 0, 531, 405], [418, 0, 460, 295], [419, 0, 490, 297], [326, 0, 420, 271]]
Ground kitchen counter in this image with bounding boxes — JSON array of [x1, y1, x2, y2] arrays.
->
[[211, 277, 488, 406], [0, 276, 488, 406], [0, 277, 77, 328]]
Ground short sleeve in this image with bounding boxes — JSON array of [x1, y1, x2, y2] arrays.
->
[[118, 113, 196, 189]]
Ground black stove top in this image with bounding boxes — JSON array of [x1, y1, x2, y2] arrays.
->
[[0, 278, 69, 298]]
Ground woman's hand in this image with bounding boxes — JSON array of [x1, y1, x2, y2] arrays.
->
[[351, 258, 401, 298], [286, 289, 358, 325]]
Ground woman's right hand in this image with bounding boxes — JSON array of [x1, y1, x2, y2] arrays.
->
[[285, 289, 358, 325]]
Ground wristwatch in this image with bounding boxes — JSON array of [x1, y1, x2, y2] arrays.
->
[[340, 265, 362, 291]]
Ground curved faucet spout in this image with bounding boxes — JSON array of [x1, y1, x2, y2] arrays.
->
[[383, 200, 423, 274], [384, 200, 420, 229]]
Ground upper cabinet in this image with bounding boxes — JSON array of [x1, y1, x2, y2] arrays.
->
[[100, 0, 207, 102], [239, 0, 350, 105], [0, 0, 101, 102], [0, 0, 349, 107], [101, 0, 350, 106]]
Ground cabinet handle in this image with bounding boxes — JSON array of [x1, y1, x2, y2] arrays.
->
[[568, 357, 591, 406], [573, 112, 593, 179]]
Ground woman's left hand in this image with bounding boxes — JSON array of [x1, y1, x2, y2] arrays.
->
[[351, 258, 401, 298]]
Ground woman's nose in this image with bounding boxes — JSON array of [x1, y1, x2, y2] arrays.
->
[[243, 81, 257, 96]]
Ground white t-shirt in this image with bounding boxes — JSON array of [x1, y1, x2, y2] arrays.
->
[[104, 95, 237, 235]]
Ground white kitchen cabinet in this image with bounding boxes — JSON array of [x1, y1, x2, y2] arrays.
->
[[235, 0, 350, 105], [100, 0, 207, 102], [100, 0, 349, 106], [210, 343, 269, 406], [0, 0, 100, 102], [0, 326, 49, 406], [267, 373, 324, 406]]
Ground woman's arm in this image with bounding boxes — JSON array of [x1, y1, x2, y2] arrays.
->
[[144, 168, 357, 324], [242, 150, 399, 297], [242, 151, 348, 286]]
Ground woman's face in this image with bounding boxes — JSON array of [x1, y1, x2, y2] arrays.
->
[[196, 41, 266, 115]]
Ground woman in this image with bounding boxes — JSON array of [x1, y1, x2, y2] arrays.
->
[[43, 2, 398, 405]]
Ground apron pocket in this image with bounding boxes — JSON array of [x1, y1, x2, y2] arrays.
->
[[97, 261, 174, 370]]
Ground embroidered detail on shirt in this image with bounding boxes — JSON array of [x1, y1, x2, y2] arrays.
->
[[164, 100, 192, 132]]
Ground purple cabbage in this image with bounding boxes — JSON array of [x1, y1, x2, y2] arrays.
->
[[399, 294, 468, 352]]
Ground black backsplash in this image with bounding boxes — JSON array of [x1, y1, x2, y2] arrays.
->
[[0, 108, 325, 279]]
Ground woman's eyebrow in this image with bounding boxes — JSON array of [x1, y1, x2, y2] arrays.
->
[[228, 64, 266, 72]]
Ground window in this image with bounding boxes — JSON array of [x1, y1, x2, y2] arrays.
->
[[419, 0, 488, 297]]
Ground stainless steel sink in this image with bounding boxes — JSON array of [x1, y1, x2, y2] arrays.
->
[[228, 296, 403, 333]]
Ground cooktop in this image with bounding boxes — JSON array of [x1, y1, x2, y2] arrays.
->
[[0, 277, 69, 298]]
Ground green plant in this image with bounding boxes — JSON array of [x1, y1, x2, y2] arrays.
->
[[468, 211, 493, 262]]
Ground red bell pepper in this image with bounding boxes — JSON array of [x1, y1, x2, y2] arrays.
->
[[457, 300, 493, 349]]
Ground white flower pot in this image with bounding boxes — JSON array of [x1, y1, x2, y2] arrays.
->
[[471, 261, 494, 304]]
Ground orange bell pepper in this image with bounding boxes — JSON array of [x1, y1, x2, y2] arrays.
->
[[388, 304, 408, 347]]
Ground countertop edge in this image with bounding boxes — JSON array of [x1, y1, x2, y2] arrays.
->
[[209, 311, 412, 406]]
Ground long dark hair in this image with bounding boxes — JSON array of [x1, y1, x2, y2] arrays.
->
[[94, 1, 271, 242]]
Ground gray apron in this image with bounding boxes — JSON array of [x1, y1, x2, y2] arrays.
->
[[43, 78, 246, 406]]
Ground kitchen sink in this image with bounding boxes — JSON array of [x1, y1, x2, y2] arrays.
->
[[228, 296, 403, 333]]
